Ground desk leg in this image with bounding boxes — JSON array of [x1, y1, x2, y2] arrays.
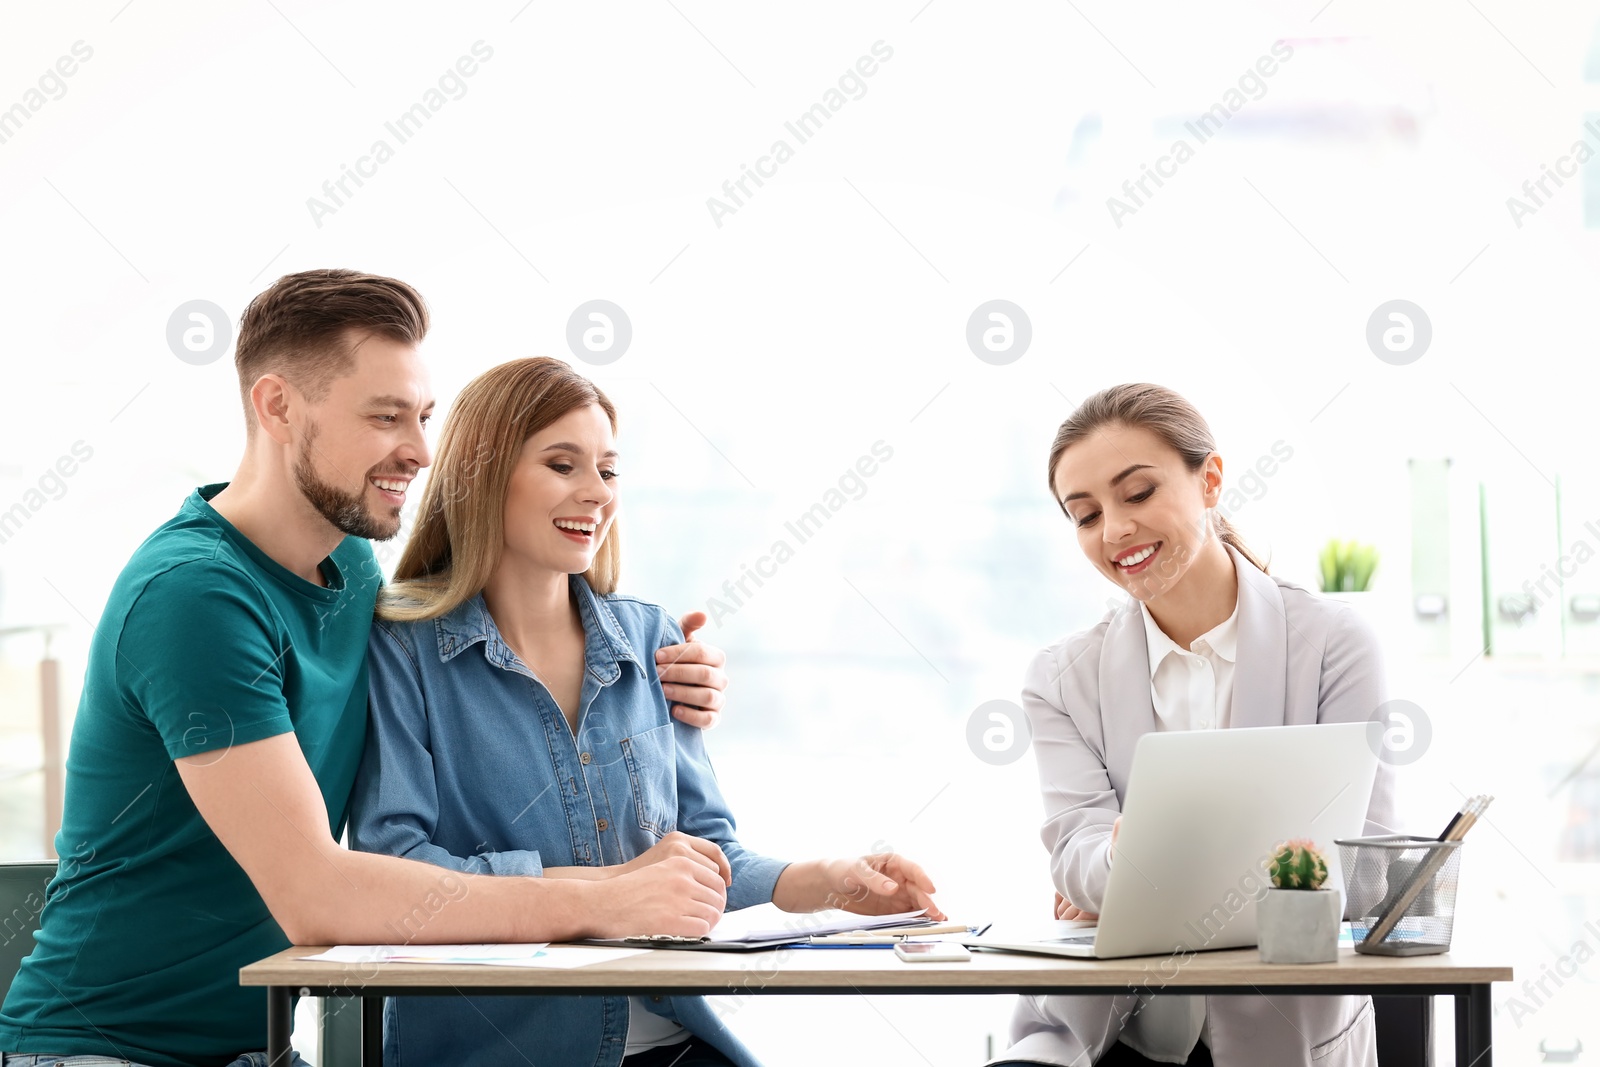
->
[[267, 986, 293, 1066], [362, 996, 383, 1067], [1455, 984, 1492, 1067]]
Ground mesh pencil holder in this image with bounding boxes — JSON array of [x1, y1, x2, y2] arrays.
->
[[1335, 834, 1463, 956]]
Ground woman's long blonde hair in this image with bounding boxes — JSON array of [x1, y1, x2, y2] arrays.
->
[[378, 357, 621, 622], [1045, 383, 1268, 574]]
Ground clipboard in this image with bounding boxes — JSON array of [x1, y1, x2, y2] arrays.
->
[[580, 934, 807, 952]]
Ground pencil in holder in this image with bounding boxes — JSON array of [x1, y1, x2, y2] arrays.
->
[[1335, 834, 1463, 956]]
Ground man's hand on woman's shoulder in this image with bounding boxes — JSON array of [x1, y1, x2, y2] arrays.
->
[[657, 610, 728, 728]]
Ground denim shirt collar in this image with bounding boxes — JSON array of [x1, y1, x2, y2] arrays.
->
[[432, 574, 645, 684]]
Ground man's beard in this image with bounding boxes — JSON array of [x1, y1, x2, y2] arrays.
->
[[293, 428, 403, 541]]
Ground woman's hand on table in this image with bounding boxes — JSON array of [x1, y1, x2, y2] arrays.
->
[[1054, 893, 1099, 921], [657, 611, 727, 729], [775, 854, 945, 921]]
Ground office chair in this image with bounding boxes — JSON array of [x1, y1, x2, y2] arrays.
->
[[1373, 994, 1433, 1066], [0, 859, 362, 1067], [0, 861, 55, 1006]]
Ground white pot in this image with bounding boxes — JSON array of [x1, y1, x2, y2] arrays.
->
[[1257, 889, 1340, 964]]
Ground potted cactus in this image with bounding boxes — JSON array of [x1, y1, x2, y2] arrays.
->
[[1257, 839, 1341, 964]]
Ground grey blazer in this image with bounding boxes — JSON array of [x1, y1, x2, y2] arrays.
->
[[994, 544, 1397, 1067]]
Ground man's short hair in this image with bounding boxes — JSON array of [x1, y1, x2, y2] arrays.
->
[[233, 269, 429, 429]]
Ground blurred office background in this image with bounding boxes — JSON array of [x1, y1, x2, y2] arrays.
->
[[4, 1, 1600, 1063]]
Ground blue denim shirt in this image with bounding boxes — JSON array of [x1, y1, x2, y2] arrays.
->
[[348, 575, 789, 1067]]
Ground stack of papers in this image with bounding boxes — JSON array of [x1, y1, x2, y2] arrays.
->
[[584, 903, 933, 950]]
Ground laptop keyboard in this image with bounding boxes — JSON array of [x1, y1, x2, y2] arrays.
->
[[1052, 934, 1097, 945]]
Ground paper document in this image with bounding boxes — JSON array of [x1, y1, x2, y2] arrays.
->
[[705, 903, 929, 944], [299, 943, 647, 968]]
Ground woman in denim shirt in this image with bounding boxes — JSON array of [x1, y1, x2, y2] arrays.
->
[[350, 357, 943, 1067]]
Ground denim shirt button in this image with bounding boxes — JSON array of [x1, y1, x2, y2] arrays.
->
[[597, 818, 609, 831], [580, 751, 592, 765]]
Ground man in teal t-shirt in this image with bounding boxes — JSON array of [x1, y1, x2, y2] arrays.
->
[[0, 270, 736, 1066], [0, 485, 380, 1065]]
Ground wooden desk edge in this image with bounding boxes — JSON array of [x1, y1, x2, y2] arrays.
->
[[241, 945, 1513, 989]]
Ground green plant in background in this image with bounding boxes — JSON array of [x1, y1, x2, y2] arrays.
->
[[1318, 539, 1379, 592], [1268, 839, 1330, 890]]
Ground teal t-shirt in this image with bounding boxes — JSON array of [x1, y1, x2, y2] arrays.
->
[[0, 483, 381, 1066]]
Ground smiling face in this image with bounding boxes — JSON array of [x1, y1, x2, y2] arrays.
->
[[501, 403, 618, 575], [1050, 421, 1221, 602], [291, 331, 434, 541]]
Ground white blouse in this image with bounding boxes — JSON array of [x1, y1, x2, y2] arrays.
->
[[1118, 588, 1239, 1063]]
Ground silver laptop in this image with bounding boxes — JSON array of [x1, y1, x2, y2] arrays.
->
[[965, 722, 1381, 959]]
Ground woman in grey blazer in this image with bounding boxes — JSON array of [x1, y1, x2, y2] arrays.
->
[[990, 384, 1397, 1067]]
